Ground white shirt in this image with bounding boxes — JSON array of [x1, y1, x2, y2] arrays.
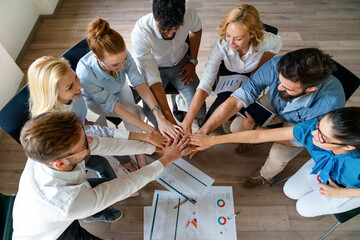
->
[[63, 99, 130, 140], [131, 6, 202, 86], [12, 135, 159, 240], [198, 32, 282, 95]]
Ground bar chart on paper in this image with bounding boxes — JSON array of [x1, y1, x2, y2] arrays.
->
[[156, 158, 214, 200]]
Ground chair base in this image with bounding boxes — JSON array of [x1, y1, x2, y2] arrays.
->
[[319, 221, 340, 240]]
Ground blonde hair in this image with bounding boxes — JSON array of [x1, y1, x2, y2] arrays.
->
[[87, 18, 126, 60], [27, 56, 70, 118], [218, 4, 264, 48]]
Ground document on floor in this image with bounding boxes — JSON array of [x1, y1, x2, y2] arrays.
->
[[156, 158, 214, 202], [144, 187, 237, 240]]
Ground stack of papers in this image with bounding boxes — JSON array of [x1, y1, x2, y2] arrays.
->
[[144, 158, 237, 240]]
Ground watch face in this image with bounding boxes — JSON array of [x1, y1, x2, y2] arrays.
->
[[189, 59, 198, 66]]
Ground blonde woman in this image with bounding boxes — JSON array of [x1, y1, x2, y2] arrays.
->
[[181, 4, 282, 134], [28, 56, 165, 177]]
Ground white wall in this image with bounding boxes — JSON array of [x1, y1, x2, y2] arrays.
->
[[0, 0, 58, 109], [0, 43, 24, 109], [0, 0, 59, 60]]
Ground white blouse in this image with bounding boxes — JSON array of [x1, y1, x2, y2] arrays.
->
[[198, 31, 282, 95]]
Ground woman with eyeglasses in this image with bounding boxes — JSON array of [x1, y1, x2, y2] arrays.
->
[[190, 107, 360, 217]]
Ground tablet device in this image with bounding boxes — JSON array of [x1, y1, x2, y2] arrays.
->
[[239, 101, 275, 127]]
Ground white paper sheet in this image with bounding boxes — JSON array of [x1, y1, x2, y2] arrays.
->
[[214, 74, 248, 94], [156, 158, 215, 202], [145, 187, 237, 240]]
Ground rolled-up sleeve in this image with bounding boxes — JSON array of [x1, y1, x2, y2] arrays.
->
[[231, 59, 276, 107], [125, 50, 147, 87], [131, 26, 162, 86], [198, 39, 223, 95], [66, 160, 164, 220], [77, 62, 118, 113], [84, 125, 130, 139]]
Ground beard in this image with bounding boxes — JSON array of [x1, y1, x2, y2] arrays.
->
[[161, 32, 176, 40], [278, 89, 307, 102]]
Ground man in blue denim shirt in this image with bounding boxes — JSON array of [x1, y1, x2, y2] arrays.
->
[[197, 48, 346, 189]]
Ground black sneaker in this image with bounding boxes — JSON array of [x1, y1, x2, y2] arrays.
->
[[82, 207, 123, 223]]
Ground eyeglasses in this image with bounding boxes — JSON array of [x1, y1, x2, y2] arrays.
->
[[316, 116, 348, 146], [56, 127, 89, 161]]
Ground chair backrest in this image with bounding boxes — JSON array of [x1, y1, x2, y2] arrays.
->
[[0, 193, 16, 240], [60, 38, 91, 72], [0, 39, 92, 144], [263, 23, 278, 35], [334, 206, 360, 223], [331, 59, 360, 101], [0, 85, 30, 144]]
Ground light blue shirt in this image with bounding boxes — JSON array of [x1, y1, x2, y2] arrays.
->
[[76, 50, 146, 113], [293, 120, 360, 188], [64, 96, 130, 139], [231, 56, 346, 124]]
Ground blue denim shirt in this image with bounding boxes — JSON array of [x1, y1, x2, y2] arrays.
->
[[293, 120, 360, 188], [231, 56, 346, 124], [76, 50, 146, 113]]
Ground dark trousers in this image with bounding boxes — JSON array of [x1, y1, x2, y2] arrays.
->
[[57, 178, 112, 240]]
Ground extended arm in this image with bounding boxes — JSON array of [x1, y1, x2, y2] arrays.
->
[[191, 126, 295, 151], [113, 101, 158, 134], [150, 83, 177, 124], [182, 89, 208, 134], [135, 83, 182, 138], [197, 96, 244, 135]]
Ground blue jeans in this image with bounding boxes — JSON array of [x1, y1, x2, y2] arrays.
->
[[159, 55, 206, 119], [85, 155, 117, 179]]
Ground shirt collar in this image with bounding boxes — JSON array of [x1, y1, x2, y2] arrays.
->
[[224, 40, 253, 58], [151, 15, 163, 40]]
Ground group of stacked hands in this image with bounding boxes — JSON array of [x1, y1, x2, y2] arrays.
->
[[12, 1, 360, 239]]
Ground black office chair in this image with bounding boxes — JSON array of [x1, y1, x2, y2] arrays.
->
[[0, 193, 16, 240], [319, 206, 360, 240], [0, 85, 30, 144]]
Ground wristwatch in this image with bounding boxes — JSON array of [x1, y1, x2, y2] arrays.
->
[[189, 59, 198, 66], [151, 105, 161, 113]]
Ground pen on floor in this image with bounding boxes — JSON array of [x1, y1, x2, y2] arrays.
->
[[227, 211, 241, 220], [174, 199, 188, 209]]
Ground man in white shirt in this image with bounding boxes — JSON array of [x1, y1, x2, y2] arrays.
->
[[131, 0, 206, 124], [12, 111, 190, 240]]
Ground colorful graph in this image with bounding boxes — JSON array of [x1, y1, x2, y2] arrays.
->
[[217, 199, 225, 208], [218, 216, 227, 225]]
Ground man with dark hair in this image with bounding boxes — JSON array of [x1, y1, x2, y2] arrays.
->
[[13, 111, 190, 239], [196, 48, 346, 189], [131, 0, 205, 124]]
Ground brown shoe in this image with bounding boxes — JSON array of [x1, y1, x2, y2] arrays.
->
[[243, 169, 274, 189]]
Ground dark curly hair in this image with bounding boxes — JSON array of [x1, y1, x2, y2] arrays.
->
[[153, 0, 186, 33], [277, 48, 337, 88]]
